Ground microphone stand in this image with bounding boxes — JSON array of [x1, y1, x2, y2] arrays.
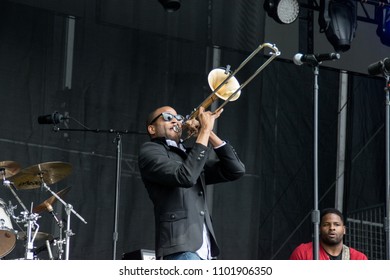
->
[[52, 125, 146, 260], [294, 53, 341, 260], [298, 58, 321, 260], [384, 75, 390, 260], [311, 63, 320, 260]]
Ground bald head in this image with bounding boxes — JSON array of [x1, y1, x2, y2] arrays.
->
[[145, 106, 182, 142], [146, 106, 175, 128]]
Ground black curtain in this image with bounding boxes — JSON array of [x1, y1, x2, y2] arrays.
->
[[345, 74, 386, 211]]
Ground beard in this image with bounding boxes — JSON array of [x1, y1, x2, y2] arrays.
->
[[320, 233, 343, 246]]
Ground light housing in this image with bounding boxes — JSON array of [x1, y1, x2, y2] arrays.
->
[[264, 0, 300, 24], [158, 0, 181, 12], [376, 6, 390, 46], [319, 0, 357, 52]]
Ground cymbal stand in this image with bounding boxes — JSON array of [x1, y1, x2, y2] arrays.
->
[[54, 220, 65, 260], [39, 178, 87, 260], [1, 176, 29, 213], [22, 205, 40, 260], [1, 174, 39, 259]]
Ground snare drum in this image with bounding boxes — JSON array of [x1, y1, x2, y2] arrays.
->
[[0, 198, 16, 258]]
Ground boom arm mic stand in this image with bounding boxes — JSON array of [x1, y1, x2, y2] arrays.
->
[[51, 122, 146, 260]]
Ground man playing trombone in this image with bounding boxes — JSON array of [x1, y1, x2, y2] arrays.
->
[[138, 105, 245, 260]]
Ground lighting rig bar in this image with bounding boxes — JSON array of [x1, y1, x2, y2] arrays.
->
[[299, 0, 390, 24]]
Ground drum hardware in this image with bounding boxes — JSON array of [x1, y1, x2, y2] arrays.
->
[[17, 231, 53, 242], [3, 206, 41, 260], [0, 198, 17, 258], [19, 207, 41, 260], [35, 177, 86, 259], [33, 186, 72, 260], [1, 165, 26, 259], [0, 161, 21, 179], [2, 179, 29, 214], [2, 169, 36, 259], [46, 239, 54, 260], [54, 222, 66, 260], [2, 161, 86, 260], [33, 186, 71, 214], [8, 161, 72, 190], [2, 164, 27, 214]]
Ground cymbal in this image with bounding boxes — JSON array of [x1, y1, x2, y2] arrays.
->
[[17, 231, 53, 242], [9, 161, 72, 190], [33, 186, 71, 213], [0, 161, 21, 179]]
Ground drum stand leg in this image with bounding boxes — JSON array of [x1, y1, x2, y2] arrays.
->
[[55, 219, 65, 260], [64, 204, 74, 260], [39, 182, 86, 260], [23, 210, 40, 260]]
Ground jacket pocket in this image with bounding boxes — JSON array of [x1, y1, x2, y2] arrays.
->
[[159, 210, 187, 247]]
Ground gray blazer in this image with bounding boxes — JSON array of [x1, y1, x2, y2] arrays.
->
[[138, 137, 245, 259]]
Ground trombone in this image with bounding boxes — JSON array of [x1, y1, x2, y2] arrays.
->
[[186, 42, 280, 121]]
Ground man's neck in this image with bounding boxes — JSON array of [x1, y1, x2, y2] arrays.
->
[[320, 241, 343, 257]]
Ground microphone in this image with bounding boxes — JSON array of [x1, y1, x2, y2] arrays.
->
[[368, 58, 390, 76], [293, 53, 340, 66], [37, 111, 67, 125]]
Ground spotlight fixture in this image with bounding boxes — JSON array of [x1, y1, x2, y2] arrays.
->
[[376, 6, 390, 46], [318, 0, 357, 52], [264, 0, 300, 24], [158, 0, 181, 12]]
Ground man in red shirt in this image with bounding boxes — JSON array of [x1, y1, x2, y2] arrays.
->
[[289, 208, 368, 260]]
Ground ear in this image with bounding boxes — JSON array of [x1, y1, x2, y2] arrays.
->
[[343, 225, 346, 235], [147, 124, 156, 136]]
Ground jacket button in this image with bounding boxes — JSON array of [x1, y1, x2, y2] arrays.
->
[[198, 191, 203, 196], [170, 214, 176, 219], [200, 211, 205, 216]]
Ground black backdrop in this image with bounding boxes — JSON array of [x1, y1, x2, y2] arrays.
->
[[0, 0, 386, 260]]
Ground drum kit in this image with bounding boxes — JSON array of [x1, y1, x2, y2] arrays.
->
[[0, 160, 86, 260]]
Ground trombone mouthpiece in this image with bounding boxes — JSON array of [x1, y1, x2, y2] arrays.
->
[[173, 125, 181, 133]]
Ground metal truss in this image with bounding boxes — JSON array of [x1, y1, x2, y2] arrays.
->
[[299, 0, 390, 24]]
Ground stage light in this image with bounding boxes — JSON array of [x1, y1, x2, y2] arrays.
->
[[264, 0, 300, 24], [376, 6, 390, 46], [318, 0, 357, 52], [158, 0, 181, 12]]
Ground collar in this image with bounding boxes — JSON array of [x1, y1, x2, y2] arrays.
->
[[151, 137, 187, 152], [165, 139, 187, 152]]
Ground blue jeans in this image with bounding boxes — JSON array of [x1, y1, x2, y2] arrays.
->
[[163, 252, 202, 260]]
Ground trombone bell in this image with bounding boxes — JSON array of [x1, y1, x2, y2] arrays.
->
[[186, 42, 280, 121], [207, 68, 241, 102]]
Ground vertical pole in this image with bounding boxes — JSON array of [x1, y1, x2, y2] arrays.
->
[[335, 70, 348, 211], [312, 65, 320, 260], [113, 134, 122, 260], [385, 76, 390, 260]]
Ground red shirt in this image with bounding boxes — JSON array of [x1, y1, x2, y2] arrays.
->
[[289, 242, 368, 260]]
